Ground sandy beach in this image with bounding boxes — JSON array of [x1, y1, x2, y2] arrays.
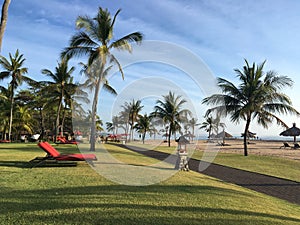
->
[[143, 139, 300, 161], [196, 139, 300, 160]]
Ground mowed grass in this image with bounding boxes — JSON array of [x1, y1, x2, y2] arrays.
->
[[154, 145, 300, 182], [0, 143, 300, 224]]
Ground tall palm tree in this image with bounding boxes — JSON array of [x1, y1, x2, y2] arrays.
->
[[202, 59, 300, 156], [0, 49, 29, 141], [41, 57, 75, 140], [0, 0, 11, 51], [61, 7, 143, 151], [126, 99, 144, 142], [134, 113, 153, 144], [0, 85, 9, 139], [186, 117, 199, 141], [153, 91, 191, 147]]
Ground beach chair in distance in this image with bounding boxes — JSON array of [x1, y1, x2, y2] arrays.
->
[[280, 142, 291, 149], [30, 141, 97, 167], [56, 136, 78, 145], [293, 143, 300, 149]]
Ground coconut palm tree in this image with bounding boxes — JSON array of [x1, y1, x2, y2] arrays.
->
[[127, 99, 144, 142], [134, 113, 153, 144], [41, 57, 75, 140], [61, 7, 143, 151], [202, 59, 300, 156], [14, 105, 34, 139], [0, 49, 30, 141], [186, 117, 199, 141], [199, 116, 218, 140], [106, 115, 121, 135], [153, 91, 191, 147], [0, 85, 9, 139], [0, 0, 11, 51]]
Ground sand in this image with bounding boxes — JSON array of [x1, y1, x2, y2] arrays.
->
[[143, 139, 300, 161]]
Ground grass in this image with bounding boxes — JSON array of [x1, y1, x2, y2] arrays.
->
[[0, 142, 300, 224], [151, 145, 300, 182]]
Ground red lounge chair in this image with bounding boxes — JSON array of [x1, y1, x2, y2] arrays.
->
[[30, 141, 97, 167], [56, 136, 78, 144]]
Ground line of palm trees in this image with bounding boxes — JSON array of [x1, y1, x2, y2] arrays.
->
[[106, 91, 198, 146], [0, 6, 298, 156]]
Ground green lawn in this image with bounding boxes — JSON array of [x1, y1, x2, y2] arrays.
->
[[0, 143, 300, 224], [152, 145, 300, 182]]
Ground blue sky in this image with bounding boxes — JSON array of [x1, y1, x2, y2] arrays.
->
[[2, 0, 300, 138]]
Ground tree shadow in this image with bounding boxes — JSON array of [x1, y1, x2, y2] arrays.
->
[[0, 185, 299, 224]]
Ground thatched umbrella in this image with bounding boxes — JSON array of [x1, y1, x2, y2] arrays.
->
[[216, 130, 233, 145], [280, 123, 300, 143], [216, 130, 233, 139]]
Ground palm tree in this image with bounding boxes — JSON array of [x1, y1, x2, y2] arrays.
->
[[0, 0, 11, 51], [199, 116, 218, 140], [202, 59, 300, 156], [153, 91, 191, 147], [0, 49, 29, 141], [126, 99, 144, 142], [134, 113, 153, 144], [106, 115, 121, 135], [61, 7, 143, 151], [14, 105, 34, 139], [0, 85, 9, 139], [186, 117, 199, 141], [41, 57, 75, 140]]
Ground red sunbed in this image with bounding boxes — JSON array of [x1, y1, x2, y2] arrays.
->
[[56, 136, 78, 144], [30, 142, 97, 167]]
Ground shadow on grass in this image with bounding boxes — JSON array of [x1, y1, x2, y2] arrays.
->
[[0, 160, 78, 168], [0, 160, 31, 168], [0, 185, 299, 224]]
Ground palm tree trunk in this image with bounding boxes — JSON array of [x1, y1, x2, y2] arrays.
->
[[55, 95, 63, 141], [243, 118, 251, 156], [39, 107, 44, 140], [90, 80, 100, 151], [142, 132, 145, 144], [168, 123, 172, 147], [8, 95, 13, 141], [8, 85, 14, 141], [0, 0, 11, 51]]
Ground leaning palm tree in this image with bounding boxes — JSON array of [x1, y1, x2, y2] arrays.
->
[[61, 7, 143, 151], [41, 57, 75, 140], [0, 49, 30, 141], [153, 91, 191, 147], [0, 0, 11, 51], [202, 59, 300, 156]]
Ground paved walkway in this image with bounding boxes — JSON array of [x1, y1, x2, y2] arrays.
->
[[118, 144, 300, 205]]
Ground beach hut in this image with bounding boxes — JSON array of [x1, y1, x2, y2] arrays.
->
[[280, 123, 300, 143]]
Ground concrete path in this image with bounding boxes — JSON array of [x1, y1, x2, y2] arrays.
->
[[118, 144, 300, 205]]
